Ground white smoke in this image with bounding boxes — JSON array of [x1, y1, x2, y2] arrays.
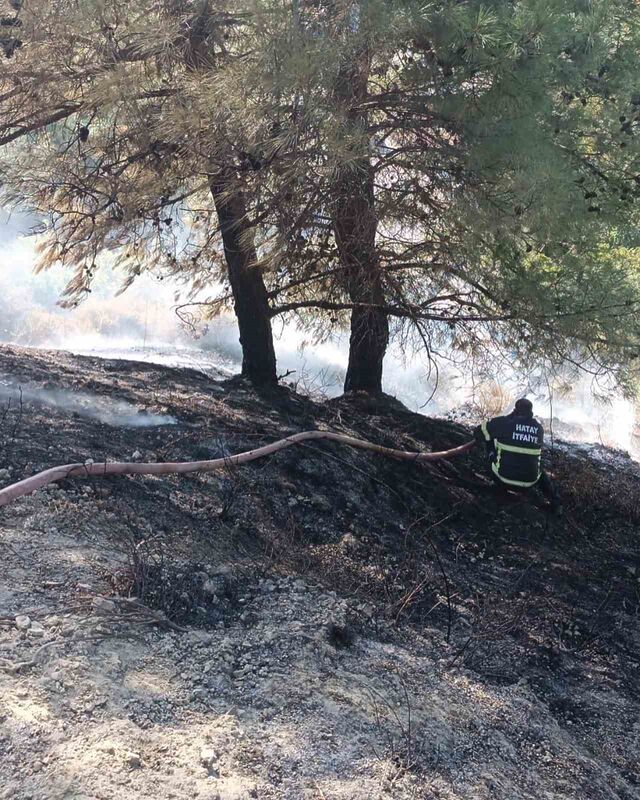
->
[[0, 378, 177, 428], [0, 212, 638, 458]]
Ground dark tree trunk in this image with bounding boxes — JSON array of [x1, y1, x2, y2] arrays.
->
[[209, 171, 278, 387], [185, 9, 277, 388], [333, 159, 389, 393], [344, 304, 389, 393], [333, 51, 389, 394]]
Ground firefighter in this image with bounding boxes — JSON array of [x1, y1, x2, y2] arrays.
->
[[474, 398, 559, 509]]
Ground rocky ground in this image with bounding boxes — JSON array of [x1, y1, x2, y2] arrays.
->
[[0, 344, 639, 800]]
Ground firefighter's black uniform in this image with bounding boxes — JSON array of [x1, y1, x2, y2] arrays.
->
[[474, 407, 558, 506]]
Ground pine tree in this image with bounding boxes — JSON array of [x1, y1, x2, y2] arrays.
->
[[2, 0, 640, 396], [229, 0, 640, 393], [0, 0, 278, 386]]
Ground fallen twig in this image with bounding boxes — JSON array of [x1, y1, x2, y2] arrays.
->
[[92, 596, 189, 632]]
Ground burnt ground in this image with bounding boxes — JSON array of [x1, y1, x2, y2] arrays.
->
[[0, 343, 639, 800]]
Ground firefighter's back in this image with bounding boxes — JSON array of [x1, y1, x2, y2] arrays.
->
[[482, 413, 544, 488]]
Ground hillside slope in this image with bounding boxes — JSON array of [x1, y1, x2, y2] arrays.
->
[[0, 345, 639, 800]]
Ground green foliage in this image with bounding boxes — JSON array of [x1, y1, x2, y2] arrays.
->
[[238, 0, 640, 386], [1, 0, 640, 390]]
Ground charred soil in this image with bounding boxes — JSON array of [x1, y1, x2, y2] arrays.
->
[[0, 344, 638, 800]]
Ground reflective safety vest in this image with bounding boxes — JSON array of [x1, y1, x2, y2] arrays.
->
[[479, 414, 544, 488]]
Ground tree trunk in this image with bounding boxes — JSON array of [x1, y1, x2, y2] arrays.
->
[[209, 171, 278, 387], [332, 51, 389, 394], [333, 159, 389, 393], [185, 8, 277, 388], [344, 304, 389, 393]]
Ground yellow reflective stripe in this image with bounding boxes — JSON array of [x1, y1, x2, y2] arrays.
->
[[481, 421, 490, 442], [491, 462, 539, 488], [496, 442, 541, 456]]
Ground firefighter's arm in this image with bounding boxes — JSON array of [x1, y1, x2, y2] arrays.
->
[[473, 419, 493, 447]]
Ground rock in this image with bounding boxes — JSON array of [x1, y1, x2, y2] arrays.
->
[[234, 666, 253, 679], [131, 450, 143, 461], [124, 751, 142, 769], [310, 495, 333, 513], [92, 597, 117, 614], [199, 747, 218, 772], [15, 615, 31, 631], [340, 533, 359, 553], [0, 468, 10, 481], [28, 622, 46, 638], [203, 576, 228, 598], [187, 630, 215, 646], [262, 630, 276, 645], [358, 602, 375, 618], [205, 674, 228, 692]]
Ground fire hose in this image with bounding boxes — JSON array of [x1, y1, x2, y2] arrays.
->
[[0, 430, 476, 509]]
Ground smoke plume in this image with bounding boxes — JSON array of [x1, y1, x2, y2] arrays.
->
[[0, 211, 637, 458]]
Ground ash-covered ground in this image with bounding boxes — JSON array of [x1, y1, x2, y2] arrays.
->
[[0, 344, 639, 800]]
